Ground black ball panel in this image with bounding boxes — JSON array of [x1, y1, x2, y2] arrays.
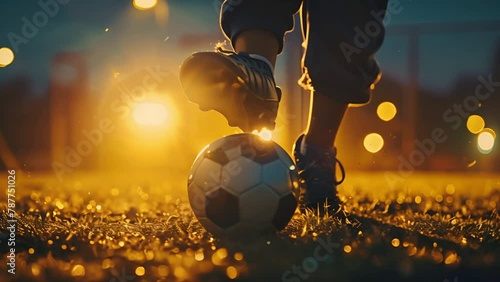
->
[[205, 188, 239, 228], [204, 147, 230, 166], [272, 193, 297, 231]]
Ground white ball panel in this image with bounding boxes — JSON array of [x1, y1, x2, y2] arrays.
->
[[222, 157, 262, 195], [239, 184, 279, 225], [192, 158, 223, 195], [224, 146, 242, 161], [276, 146, 295, 167], [188, 182, 206, 218], [262, 160, 293, 197]]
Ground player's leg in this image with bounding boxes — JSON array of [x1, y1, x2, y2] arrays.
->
[[179, 0, 302, 132], [294, 0, 388, 214], [234, 29, 279, 67], [304, 94, 348, 148]]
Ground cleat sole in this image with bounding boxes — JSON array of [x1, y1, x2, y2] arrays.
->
[[180, 52, 277, 132]]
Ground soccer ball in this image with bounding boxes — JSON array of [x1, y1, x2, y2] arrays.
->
[[188, 133, 299, 237]]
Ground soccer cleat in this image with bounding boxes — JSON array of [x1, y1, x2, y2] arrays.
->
[[293, 134, 346, 215], [179, 47, 281, 132]]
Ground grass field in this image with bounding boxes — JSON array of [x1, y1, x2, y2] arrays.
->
[[1, 171, 499, 282]]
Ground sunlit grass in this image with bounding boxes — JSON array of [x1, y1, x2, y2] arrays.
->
[[0, 173, 499, 281]]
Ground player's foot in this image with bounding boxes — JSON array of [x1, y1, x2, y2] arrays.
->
[[293, 134, 345, 215], [179, 47, 281, 132]]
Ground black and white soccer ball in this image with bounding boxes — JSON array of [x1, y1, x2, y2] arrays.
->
[[188, 133, 299, 237]]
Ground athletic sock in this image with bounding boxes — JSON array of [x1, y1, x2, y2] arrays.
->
[[300, 136, 335, 156]]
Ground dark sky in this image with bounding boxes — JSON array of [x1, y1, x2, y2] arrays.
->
[[1, 0, 500, 97]]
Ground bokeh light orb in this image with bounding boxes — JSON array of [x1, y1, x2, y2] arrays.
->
[[133, 0, 158, 10], [377, 101, 397, 122], [0, 47, 15, 67], [363, 133, 384, 153], [252, 129, 273, 141], [466, 115, 485, 134], [477, 128, 496, 154]]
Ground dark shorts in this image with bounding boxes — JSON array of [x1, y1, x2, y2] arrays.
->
[[220, 0, 388, 104]]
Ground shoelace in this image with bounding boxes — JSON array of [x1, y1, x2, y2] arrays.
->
[[301, 152, 346, 185]]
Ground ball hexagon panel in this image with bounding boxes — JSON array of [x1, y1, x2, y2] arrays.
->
[[276, 147, 295, 167], [192, 158, 222, 195], [188, 182, 207, 218], [221, 157, 262, 195], [204, 147, 230, 166], [205, 188, 239, 228], [224, 146, 242, 161], [196, 134, 242, 167], [272, 193, 297, 231], [188, 148, 209, 185], [239, 184, 280, 225], [262, 160, 294, 197]]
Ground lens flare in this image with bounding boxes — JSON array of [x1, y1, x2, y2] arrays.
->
[[0, 47, 15, 67], [133, 0, 158, 10], [466, 115, 485, 134], [377, 102, 397, 122], [477, 128, 495, 154], [133, 102, 168, 126], [364, 133, 384, 153], [252, 129, 273, 141]]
